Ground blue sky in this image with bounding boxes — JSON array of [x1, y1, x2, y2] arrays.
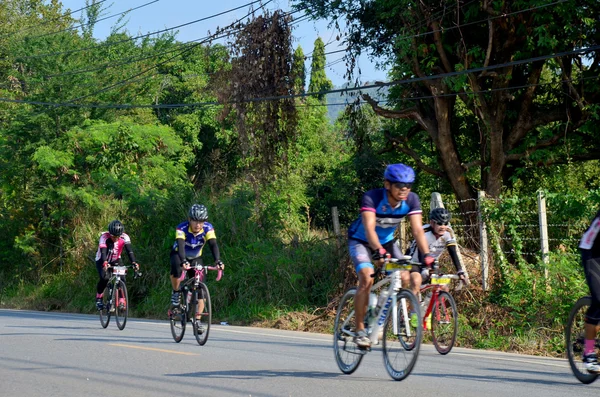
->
[[57, 0, 388, 87]]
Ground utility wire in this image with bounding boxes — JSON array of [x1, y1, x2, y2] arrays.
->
[[24, 0, 161, 40], [2, 45, 597, 109], [0, 0, 109, 39], [9, 0, 267, 60]]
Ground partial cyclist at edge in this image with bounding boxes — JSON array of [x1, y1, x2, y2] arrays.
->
[[405, 207, 469, 325], [347, 163, 435, 348], [169, 204, 225, 322], [579, 209, 600, 373], [95, 220, 140, 310]]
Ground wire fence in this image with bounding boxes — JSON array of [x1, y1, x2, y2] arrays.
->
[[332, 189, 600, 291]]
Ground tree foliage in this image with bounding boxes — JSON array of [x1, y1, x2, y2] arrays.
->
[[308, 37, 333, 100], [295, 0, 600, 225]]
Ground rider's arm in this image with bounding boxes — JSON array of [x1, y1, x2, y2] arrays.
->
[[98, 247, 108, 263], [409, 213, 430, 256], [206, 238, 221, 262], [176, 238, 186, 263], [446, 244, 464, 273], [123, 243, 137, 264], [361, 211, 382, 251]]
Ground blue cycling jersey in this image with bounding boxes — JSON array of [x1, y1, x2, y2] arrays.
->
[[347, 188, 422, 244], [172, 221, 216, 259]]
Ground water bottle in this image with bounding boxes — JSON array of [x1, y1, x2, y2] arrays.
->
[[186, 290, 191, 306], [365, 292, 377, 332], [377, 289, 389, 311], [421, 291, 432, 311]]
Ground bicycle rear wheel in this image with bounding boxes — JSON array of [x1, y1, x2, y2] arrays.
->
[[193, 283, 211, 346], [99, 284, 112, 328], [431, 291, 458, 355], [115, 281, 129, 330], [170, 293, 187, 343], [566, 296, 599, 384], [333, 288, 365, 374], [382, 289, 422, 381]]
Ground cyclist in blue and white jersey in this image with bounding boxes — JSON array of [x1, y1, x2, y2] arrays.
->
[[169, 204, 225, 309], [347, 163, 434, 348], [580, 209, 600, 373]]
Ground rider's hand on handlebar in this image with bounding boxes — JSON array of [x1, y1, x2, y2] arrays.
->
[[182, 261, 191, 270], [102, 261, 109, 269], [423, 253, 435, 268], [132, 262, 140, 271], [215, 260, 225, 270], [457, 270, 470, 286], [372, 248, 390, 265]]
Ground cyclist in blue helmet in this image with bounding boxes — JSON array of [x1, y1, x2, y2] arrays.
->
[[347, 163, 434, 348]]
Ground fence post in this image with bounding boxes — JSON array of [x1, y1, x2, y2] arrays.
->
[[478, 190, 489, 291], [537, 190, 549, 280], [430, 192, 445, 210], [331, 206, 340, 237]]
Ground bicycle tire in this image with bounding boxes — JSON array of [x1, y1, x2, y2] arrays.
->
[[99, 284, 112, 328], [194, 283, 211, 346], [566, 296, 599, 384], [115, 281, 129, 331], [170, 292, 187, 343], [431, 291, 458, 355], [333, 288, 365, 374], [382, 289, 422, 381]]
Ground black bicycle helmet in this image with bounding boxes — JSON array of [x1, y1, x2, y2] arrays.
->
[[108, 220, 124, 236], [384, 163, 416, 183], [188, 204, 208, 221], [429, 207, 451, 224]]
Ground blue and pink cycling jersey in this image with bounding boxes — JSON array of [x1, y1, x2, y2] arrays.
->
[[347, 188, 423, 244]]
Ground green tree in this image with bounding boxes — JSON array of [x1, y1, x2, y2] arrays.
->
[[295, 0, 600, 226], [308, 37, 333, 100], [292, 45, 306, 95]]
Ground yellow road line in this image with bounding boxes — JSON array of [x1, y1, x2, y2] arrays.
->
[[109, 343, 199, 356]]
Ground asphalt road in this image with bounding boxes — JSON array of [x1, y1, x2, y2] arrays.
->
[[0, 309, 596, 396]]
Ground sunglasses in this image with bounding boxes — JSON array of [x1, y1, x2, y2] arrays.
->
[[433, 221, 449, 226], [392, 182, 413, 189]]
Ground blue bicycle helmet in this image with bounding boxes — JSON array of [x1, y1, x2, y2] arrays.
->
[[384, 163, 415, 183]]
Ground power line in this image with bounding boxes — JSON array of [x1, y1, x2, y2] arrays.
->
[[0, 0, 109, 39], [8, 0, 267, 61], [3, 45, 597, 109], [24, 0, 161, 40]]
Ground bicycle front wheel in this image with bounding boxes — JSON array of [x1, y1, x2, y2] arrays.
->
[[382, 289, 422, 381], [193, 283, 211, 346], [170, 299, 187, 343], [566, 296, 599, 384], [115, 281, 129, 330], [99, 284, 112, 328], [431, 291, 458, 355], [333, 288, 365, 374]]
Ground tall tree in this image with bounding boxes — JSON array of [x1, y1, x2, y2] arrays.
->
[[308, 37, 333, 100], [296, 0, 600, 225], [292, 45, 306, 95]]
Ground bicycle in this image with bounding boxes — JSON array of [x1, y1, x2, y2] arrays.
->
[[566, 296, 600, 384], [419, 265, 463, 355], [99, 264, 141, 330], [169, 263, 223, 346], [333, 255, 423, 381]]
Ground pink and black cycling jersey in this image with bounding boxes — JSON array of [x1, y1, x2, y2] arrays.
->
[[580, 210, 600, 259], [95, 232, 133, 262], [347, 188, 422, 244]]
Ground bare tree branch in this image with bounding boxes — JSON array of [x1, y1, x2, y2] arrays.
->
[[362, 93, 432, 131], [383, 131, 445, 177]]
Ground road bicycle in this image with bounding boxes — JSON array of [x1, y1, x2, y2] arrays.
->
[[566, 296, 600, 384], [419, 266, 462, 355], [99, 264, 141, 330], [333, 255, 423, 381], [169, 263, 223, 346]]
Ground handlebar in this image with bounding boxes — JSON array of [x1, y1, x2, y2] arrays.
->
[[105, 264, 142, 279], [182, 262, 223, 282]]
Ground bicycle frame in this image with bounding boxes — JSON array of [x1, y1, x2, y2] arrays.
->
[[105, 266, 128, 309], [420, 274, 459, 330], [178, 264, 223, 311]]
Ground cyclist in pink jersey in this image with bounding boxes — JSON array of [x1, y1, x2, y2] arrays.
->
[[94, 220, 139, 310], [580, 210, 600, 373]]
